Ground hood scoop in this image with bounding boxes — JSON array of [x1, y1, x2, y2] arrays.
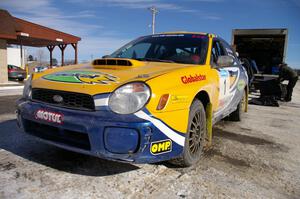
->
[[93, 58, 133, 66]]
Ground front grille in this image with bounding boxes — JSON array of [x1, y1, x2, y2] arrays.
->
[[32, 88, 95, 111], [24, 119, 91, 150]]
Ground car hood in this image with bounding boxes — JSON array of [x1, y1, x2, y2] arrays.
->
[[31, 58, 187, 95]]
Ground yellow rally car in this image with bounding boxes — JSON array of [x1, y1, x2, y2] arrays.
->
[[17, 32, 248, 166]]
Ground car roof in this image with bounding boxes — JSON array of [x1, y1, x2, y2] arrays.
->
[[158, 31, 217, 37]]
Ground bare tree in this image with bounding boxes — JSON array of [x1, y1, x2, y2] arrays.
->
[[36, 48, 46, 65]]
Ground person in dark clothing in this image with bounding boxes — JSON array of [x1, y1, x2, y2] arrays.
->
[[278, 63, 298, 102]]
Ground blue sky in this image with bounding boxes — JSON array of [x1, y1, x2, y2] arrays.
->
[[1, 0, 300, 68]]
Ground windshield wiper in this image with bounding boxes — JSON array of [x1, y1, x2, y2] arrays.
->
[[135, 58, 175, 63]]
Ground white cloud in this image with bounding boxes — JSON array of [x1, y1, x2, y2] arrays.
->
[[69, 0, 198, 12], [17, 14, 102, 36], [0, 0, 60, 18], [0, 0, 222, 62], [0, 0, 131, 61]]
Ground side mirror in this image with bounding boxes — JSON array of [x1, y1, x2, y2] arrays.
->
[[216, 55, 234, 67]]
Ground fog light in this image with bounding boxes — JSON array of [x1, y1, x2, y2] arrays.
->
[[104, 127, 139, 154]]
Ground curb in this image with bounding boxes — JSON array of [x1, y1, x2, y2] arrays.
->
[[0, 86, 24, 90]]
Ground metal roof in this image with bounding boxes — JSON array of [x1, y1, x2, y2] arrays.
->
[[0, 9, 81, 47]]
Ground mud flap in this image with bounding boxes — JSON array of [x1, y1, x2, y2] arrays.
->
[[205, 102, 213, 149], [245, 86, 249, 112]]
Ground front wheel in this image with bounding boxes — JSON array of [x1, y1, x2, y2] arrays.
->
[[171, 99, 206, 167]]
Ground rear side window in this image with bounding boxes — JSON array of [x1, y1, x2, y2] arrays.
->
[[221, 40, 238, 60]]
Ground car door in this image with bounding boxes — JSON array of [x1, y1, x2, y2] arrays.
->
[[211, 39, 244, 119]]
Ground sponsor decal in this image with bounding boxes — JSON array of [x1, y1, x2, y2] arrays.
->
[[218, 69, 229, 77], [43, 70, 118, 85], [152, 34, 184, 38], [35, 109, 63, 124], [150, 139, 172, 155], [136, 74, 150, 78], [237, 80, 245, 91], [181, 74, 206, 84], [218, 96, 231, 108], [171, 95, 188, 103], [191, 35, 206, 39]]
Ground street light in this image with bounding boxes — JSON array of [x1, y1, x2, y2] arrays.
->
[[148, 6, 158, 34]]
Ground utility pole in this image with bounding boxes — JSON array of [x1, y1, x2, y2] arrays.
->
[[148, 6, 158, 34]]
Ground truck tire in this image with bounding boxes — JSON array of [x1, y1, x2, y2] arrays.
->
[[228, 90, 246, 121], [170, 99, 206, 167]]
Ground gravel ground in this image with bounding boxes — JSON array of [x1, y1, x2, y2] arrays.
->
[[0, 84, 300, 199]]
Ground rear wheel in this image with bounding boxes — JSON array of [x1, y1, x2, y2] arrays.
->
[[171, 99, 206, 167], [228, 90, 246, 121]]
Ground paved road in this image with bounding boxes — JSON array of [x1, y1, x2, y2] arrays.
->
[[0, 85, 300, 198], [0, 86, 23, 97]]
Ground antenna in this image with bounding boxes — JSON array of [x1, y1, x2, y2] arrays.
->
[[148, 6, 158, 34]]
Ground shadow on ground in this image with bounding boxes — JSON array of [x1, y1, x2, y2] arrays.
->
[[213, 127, 288, 152], [0, 119, 139, 176], [0, 95, 20, 114]]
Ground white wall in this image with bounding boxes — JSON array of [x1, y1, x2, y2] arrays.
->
[[7, 47, 26, 68]]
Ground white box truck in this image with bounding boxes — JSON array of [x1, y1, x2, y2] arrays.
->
[[232, 28, 288, 75]]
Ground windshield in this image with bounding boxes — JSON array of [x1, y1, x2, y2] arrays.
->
[[110, 34, 209, 65]]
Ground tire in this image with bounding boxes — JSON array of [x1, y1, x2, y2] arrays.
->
[[170, 99, 206, 167], [228, 90, 246, 121]]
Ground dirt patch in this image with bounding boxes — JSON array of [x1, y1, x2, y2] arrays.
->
[[0, 95, 20, 115], [0, 162, 16, 171], [214, 128, 274, 145], [213, 128, 289, 152], [1, 86, 300, 198], [205, 149, 251, 167]]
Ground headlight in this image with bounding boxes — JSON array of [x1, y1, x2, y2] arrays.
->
[[108, 82, 151, 114], [23, 75, 32, 99]]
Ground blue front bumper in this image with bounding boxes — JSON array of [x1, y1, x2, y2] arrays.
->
[[16, 99, 185, 163]]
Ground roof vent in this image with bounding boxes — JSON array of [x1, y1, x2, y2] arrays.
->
[[93, 59, 133, 66]]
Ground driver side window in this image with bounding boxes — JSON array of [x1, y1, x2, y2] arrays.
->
[[211, 40, 226, 66]]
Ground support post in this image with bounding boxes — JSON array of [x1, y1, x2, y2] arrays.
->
[[0, 39, 8, 83], [20, 39, 23, 68], [20, 39, 28, 77], [71, 43, 78, 64], [58, 44, 67, 66], [47, 45, 55, 68]]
